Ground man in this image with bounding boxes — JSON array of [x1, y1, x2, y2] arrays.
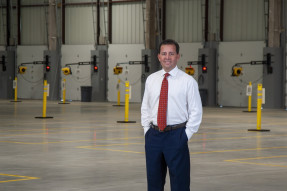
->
[[141, 39, 202, 191]]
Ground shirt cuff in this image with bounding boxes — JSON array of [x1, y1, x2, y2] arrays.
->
[[143, 126, 150, 135], [185, 129, 194, 140]]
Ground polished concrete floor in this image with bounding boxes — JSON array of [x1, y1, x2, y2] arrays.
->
[[0, 99, 287, 191]]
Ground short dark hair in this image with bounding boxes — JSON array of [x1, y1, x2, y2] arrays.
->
[[158, 39, 180, 54]]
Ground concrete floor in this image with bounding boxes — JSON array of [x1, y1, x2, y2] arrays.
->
[[0, 99, 287, 191]]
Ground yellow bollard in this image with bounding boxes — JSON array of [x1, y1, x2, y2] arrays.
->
[[59, 79, 70, 104], [256, 84, 262, 130], [10, 77, 22, 102], [248, 84, 269, 132], [14, 77, 18, 102], [117, 81, 136, 123], [124, 81, 129, 122], [243, 81, 255, 112], [42, 80, 48, 118], [35, 80, 53, 119], [117, 80, 121, 105], [63, 79, 66, 103], [248, 82, 252, 112], [113, 79, 124, 107]]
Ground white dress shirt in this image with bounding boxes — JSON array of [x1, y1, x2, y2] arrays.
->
[[141, 66, 203, 140]]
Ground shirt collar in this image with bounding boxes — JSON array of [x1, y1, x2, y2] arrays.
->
[[160, 66, 179, 77]]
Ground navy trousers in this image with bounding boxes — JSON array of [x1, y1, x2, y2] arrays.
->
[[145, 126, 190, 191]]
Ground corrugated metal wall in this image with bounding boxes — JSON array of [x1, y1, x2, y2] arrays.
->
[[65, 5, 94, 44], [21, 4, 47, 45], [0, 0, 269, 45], [0, 6, 6, 45], [224, 0, 265, 41], [0, 0, 18, 45], [166, 0, 203, 43], [112, 2, 144, 44]]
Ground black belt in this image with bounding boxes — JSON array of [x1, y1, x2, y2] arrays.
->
[[150, 122, 187, 132]]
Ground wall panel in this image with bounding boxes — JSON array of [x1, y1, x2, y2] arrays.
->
[[21, 8, 47, 45], [218, 41, 265, 107], [0, 7, 6, 45], [108, 44, 144, 102], [61, 45, 94, 101], [17, 46, 48, 99], [0, 1, 18, 45], [224, 0, 265, 41], [166, 0, 202, 43], [177, 43, 203, 82], [65, 6, 94, 44], [112, 2, 144, 44]]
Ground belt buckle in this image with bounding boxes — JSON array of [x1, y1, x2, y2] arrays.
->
[[159, 126, 167, 132]]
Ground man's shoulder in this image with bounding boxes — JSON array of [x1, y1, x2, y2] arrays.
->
[[176, 69, 196, 81], [146, 70, 161, 81]]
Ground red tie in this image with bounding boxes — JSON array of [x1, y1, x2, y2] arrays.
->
[[157, 73, 170, 131]]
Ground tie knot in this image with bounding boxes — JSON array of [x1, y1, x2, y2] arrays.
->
[[164, 73, 170, 78]]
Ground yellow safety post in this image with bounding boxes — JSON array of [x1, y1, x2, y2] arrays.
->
[[10, 77, 21, 102], [43, 80, 48, 117], [124, 81, 129, 122], [59, 79, 70, 104], [113, 79, 124, 107], [248, 84, 269, 132], [63, 79, 66, 103], [256, 84, 262, 129], [248, 82, 252, 112], [35, 79, 53, 119], [117, 81, 136, 123], [14, 77, 18, 102], [117, 80, 121, 105], [243, 82, 255, 112]]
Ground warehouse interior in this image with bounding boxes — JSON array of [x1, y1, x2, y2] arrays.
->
[[0, 0, 287, 190]]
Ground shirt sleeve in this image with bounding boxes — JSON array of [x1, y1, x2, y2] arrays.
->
[[185, 79, 203, 140], [141, 77, 151, 135]]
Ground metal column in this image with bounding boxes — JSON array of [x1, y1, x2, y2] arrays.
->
[[141, 49, 159, 99], [44, 50, 61, 100], [0, 50, 15, 99], [91, 46, 107, 102], [198, 48, 217, 106], [263, 47, 284, 108]]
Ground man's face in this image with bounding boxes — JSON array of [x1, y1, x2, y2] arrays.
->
[[158, 44, 180, 73]]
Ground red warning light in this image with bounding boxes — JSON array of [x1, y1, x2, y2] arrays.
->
[[202, 66, 207, 73], [46, 65, 50, 72]]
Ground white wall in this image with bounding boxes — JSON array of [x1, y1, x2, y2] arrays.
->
[[61, 45, 94, 101], [218, 41, 265, 107], [177, 43, 203, 81], [61, 43, 202, 103], [108, 44, 144, 103], [13, 42, 274, 108], [108, 43, 202, 103], [17, 46, 48, 99]]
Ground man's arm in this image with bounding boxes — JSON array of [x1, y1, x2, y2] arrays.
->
[[185, 80, 203, 140], [141, 79, 151, 135]]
